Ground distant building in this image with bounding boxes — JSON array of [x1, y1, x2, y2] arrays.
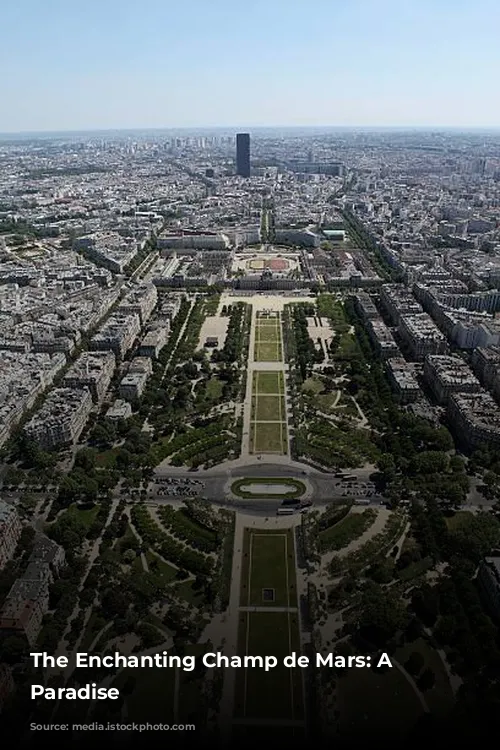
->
[[236, 133, 250, 178], [0, 534, 64, 645], [447, 390, 500, 449], [386, 358, 421, 403], [0, 664, 14, 714], [423, 354, 481, 405], [0, 502, 22, 570], [106, 399, 132, 421]]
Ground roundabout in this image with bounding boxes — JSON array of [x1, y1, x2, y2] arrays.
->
[[231, 477, 306, 499]]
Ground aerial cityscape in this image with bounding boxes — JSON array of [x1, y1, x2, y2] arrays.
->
[[0, 125, 499, 746]]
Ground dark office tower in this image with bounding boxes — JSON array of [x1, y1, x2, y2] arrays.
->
[[236, 133, 250, 177]]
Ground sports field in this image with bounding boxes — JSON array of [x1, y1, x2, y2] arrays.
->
[[250, 370, 288, 454], [254, 313, 283, 362], [234, 529, 304, 722]]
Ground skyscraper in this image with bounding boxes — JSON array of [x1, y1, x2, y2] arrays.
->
[[236, 133, 250, 177]]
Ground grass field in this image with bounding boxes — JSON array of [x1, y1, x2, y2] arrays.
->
[[240, 529, 298, 607], [250, 368, 288, 454], [254, 314, 283, 362], [254, 394, 285, 421], [254, 341, 282, 361], [253, 371, 284, 394], [250, 421, 287, 453], [234, 526, 304, 722], [234, 611, 304, 720]]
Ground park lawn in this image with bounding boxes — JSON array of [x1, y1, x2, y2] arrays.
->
[[253, 371, 283, 394], [334, 332, 359, 359], [394, 637, 454, 718], [336, 664, 424, 740], [146, 550, 178, 582], [254, 395, 285, 421], [254, 341, 282, 362], [255, 325, 281, 343], [234, 611, 303, 720], [302, 376, 324, 394], [64, 502, 100, 529], [318, 510, 376, 552], [94, 448, 119, 468], [171, 579, 206, 607], [316, 391, 341, 412], [252, 421, 286, 453], [205, 377, 224, 400], [240, 529, 297, 607], [444, 511, 474, 531], [112, 666, 176, 723]]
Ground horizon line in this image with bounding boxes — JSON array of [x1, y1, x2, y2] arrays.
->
[[1, 124, 500, 137]]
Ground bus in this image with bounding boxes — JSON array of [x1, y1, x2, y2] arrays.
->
[[277, 507, 295, 515]]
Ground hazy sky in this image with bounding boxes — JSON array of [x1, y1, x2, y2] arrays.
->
[[2, 0, 499, 132]]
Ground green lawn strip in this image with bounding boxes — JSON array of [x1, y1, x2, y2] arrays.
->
[[254, 395, 285, 421], [255, 326, 280, 343], [254, 341, 281, 362], [253, 422, 285, 453], [394, 637, 454, 717], [253, 371, 283, 394], [240, 529, 297, 607], [319, 509, 377, 552], [234, 611, 303, 720]]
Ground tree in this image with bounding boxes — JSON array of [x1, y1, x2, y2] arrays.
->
[[405, 651, 425, 676], [359, 582, 408, 645], [417, 668, 435, 691]]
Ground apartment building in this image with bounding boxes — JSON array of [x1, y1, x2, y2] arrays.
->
[[398, 313, 447, 360], [386, 359, 421, 403], [447, 390, 500, 449], [138, 325, 169, 358], [0, 578, 50, 645], [366, 319, 400, 359], [62, 351, 116, 403], [423, 354, 481, 405], [0, 535, 65, 645], [24, 387, 93, 449], [379, 284, 423, 325], [0, 502, 22, 569], [118, 283, 158, 325], [119, 371, 148, 401], [90, 313, 141, 359], [0, 664, 14, 714]]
